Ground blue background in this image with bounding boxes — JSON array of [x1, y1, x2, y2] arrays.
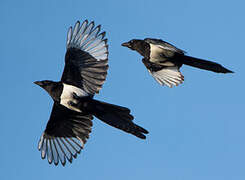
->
[[1, 0, 244, 179]]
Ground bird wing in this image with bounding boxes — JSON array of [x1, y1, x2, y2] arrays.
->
[[61, 20, 109, 96], [38, 103, 93, 166], [142, 58, 184, 87], [144, 38, 186, 54]]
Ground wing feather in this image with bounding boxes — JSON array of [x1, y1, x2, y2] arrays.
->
[[142, 58, 184, 87], [38, 103, 93, 166], [149, 66, 184, 87], [62, 20, 108, 95]]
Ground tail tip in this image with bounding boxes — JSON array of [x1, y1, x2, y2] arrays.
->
[[136, 128, 149, 139], [227, 70, 234, 73], [137, 134, 147, 139], [223, 68, 234, 73]]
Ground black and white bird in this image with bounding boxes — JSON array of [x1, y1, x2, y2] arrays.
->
[[34, 20, 148, 166], [122, 38, 233, 87]]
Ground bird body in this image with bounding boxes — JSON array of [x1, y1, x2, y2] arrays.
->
[[35, 20, 148, 166], [60, 83, 88, 112], [148, 43, 178, 64], [122, 38, 233, 87]]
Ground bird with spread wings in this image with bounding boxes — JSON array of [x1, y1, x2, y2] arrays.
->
[[35, 20, 148, 166]]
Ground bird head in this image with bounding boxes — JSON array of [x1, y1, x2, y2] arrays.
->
[[121, 39, 142, 51], [34, 80, 54, 88], [34, 80, 58, 97]]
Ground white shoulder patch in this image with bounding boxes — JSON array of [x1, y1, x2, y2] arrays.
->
[[149, 44, 176, 63], [60, 83, 88, 112], [149, 44, 165, 62]]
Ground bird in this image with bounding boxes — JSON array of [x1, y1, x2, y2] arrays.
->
[[122, 38, 233, 88], [34, 20, 148, 166]]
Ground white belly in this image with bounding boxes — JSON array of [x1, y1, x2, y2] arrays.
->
[[60, 83, 88, 112]]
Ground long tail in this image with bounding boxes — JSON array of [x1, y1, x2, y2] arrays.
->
[[178, 55, 233, 73], [78, 98, 148, 139]]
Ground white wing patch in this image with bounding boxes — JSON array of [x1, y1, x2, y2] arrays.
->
[[38, 133, 84, 166], [149, 44, 176, 63], [66, 20, 108, 61], [60, 83, 88, 112], [149, 44, 166, 62], [149, 67, 184, 88]]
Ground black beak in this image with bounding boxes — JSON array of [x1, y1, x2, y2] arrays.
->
[[121, 42, 131, 48], [34, 81, 43, 86]]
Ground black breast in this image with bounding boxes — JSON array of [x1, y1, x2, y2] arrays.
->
[[49, 82, 63, 102], [135, 41, 151, 58]]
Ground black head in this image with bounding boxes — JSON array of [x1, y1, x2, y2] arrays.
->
[[34, 80, 55, 89], [121, 39, 144, 51], [122, 39, 149, 58], [34, 80, 61, 100]]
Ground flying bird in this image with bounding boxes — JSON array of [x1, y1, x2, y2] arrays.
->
[[122, 38, 233, 87], [35, 20, 148, 166]]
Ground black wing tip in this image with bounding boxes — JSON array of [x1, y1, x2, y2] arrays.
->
[[48, 160, 52, 164], [96, 24, 101, 32], [100, 31, 106, 38], [76, 20, 80, 25], [61, 161, 66, 166]]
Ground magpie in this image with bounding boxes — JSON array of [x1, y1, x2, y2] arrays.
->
[[122, 38, 233, 87], [34, 20, 148, 166]]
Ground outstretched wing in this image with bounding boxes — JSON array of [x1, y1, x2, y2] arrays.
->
[[38, 103, 93, 166], [61, 20, 109, 96]]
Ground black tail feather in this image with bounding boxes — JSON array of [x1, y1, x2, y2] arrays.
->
[[79, 99, 148, 139], [178, 55, 233, 73]]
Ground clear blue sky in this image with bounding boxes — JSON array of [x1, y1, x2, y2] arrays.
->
[[1, 0, 244, 179]]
